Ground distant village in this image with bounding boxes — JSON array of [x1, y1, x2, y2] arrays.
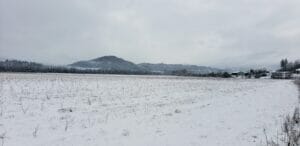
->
[[230, 59, 300, 79]]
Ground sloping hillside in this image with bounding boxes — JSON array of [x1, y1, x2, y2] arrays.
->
[[69, 56, 142, 71]]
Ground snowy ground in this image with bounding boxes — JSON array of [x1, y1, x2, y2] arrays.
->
[[0, 73, 298, 146]]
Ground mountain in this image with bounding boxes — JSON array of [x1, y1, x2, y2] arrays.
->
[[70, 56, 223, 74], [69, 56, 142, 71], [138, 63, 222, 74]]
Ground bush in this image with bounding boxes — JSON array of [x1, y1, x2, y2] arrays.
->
[[282, 107, 300, 146], [265, 80, 300, 146], [222, 72, 231, 78]]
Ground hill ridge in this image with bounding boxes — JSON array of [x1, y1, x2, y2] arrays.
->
[[70, 55, 221, 74]]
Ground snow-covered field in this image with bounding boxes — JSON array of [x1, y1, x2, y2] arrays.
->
[[0, 73, 298, 146]]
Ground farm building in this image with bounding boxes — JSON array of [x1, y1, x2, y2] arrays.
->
[[293, 69, 300, 79], [296, 68, 300, 74], [271, 71, 292, 79]]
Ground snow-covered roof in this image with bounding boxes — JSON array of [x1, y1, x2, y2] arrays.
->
[[296, 68, 300, 71]]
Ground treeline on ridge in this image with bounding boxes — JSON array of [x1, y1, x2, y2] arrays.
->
[[0, 59, 232, 78]]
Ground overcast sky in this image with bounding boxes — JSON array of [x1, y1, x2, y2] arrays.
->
[[0, 0, 299, 68]]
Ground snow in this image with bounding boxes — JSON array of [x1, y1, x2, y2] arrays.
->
[[0, 73, 298, 146]]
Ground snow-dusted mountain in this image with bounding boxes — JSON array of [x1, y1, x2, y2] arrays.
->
[[70, 56, 222, 74], [69, 56, 222, 74], [2, 56, 223, 74], [138, 63, 222, 74], [69, 56, 142, 71]]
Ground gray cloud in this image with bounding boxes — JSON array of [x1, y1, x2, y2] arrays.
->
[[0, 0, 299, 67]]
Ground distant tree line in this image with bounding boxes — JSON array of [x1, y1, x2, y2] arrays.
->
[[0, 60, 152, 75], [0, 60, 233, 78], [246, 69, 269, 78], [279, 58, 300, 72], [171, 69, 232, 78]]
